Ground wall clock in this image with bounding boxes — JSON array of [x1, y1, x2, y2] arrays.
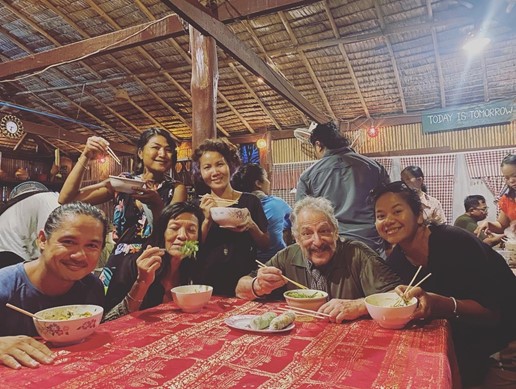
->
[[0, 115, 24, 138]]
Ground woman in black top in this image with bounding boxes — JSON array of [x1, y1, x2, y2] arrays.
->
[[372, 181, 516, 388], [104, 202, 203, 320], [191, 138, 269, 296]]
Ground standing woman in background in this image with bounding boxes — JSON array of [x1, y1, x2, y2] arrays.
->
[[232, 163, 292, 261], [476, 154, 516, 236], [191, 138, 269, 296], [400, 165, 447, 224], [59, 128, 187, 256]]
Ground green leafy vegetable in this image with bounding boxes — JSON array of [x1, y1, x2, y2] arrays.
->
[[181, 240, 199, 259], [285, 291, 323, 299]]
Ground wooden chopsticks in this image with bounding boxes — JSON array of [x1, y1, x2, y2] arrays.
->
[[255, 260, 308, 290], [276, 305, 329, 320], [106, 146, 121, 165], [394, 265, 432, 306]]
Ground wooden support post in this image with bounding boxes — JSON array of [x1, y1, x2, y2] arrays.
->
[[190, 24, 218, 150]]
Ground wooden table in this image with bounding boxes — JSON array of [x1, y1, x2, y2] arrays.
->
[[1, 297, 459, 388]]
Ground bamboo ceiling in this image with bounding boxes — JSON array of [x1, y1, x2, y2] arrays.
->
[[0, 0, 514, 157]]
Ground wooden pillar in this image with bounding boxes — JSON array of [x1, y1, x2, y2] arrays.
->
[[190, 25, 218, 150]]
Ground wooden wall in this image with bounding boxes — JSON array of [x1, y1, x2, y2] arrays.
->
[[272, 120, 515, 162]]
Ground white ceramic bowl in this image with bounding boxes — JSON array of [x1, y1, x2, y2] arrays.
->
[[171, 285, 213, 313], [210, 207, 249, 228], [365, 292, 417, 329], [108, 175, 145, 194], [33, 304, 103, 346], [283, 289, 328, 311]]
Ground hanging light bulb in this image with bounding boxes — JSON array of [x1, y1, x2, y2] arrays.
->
[[256, 138, 267, 149], [367, 126, 379, 138]]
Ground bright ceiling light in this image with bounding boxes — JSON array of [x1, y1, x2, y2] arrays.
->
[[462, 35, 491, 55]]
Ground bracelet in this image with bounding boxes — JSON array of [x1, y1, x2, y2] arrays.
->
[[77, 156, 90, 170], [450, 296, 459, 319], [127, 292, 143, 304], [251, 277, 265, 299]]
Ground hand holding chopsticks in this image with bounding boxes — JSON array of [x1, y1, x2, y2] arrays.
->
[[106, 146, 121, 166], [255, 260, 308, 290], [394, 265, 432, 307]]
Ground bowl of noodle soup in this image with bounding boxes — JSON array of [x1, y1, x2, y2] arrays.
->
[[33, 304, 103, 346], [365, 292, 417, 329]]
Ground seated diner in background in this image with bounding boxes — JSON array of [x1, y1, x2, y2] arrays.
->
[[235, 196, 401, 323], [103, 202, 203, 321], [232, 163, 293, 261], [372, 181, 516, 388], [191, 138, 269, 296], [0, 181, 59, 268], [0, 202, 108, 370], [401, 165, 447, 224], [454, 194, 505, 246], [476, 154, 516, 237]]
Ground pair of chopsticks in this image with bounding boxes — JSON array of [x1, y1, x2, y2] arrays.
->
[[255, 260, 308, 290], [276, 305, 329, 320], [106, 146, 121, 165], [6, 303, 39, 319], [394, 265, 432, 307]]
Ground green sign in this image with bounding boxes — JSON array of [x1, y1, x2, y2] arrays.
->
[[422, 99, 514, 133]]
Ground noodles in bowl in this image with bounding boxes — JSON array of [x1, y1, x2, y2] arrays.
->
[[365, 292, 417, 329], [33, 304, 103, 346]]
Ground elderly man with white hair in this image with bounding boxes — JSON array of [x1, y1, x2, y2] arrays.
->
[[235, 196, 400, 323]]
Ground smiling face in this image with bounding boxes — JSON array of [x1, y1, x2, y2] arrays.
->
[[38, 214, 104, 282], [502, 162, 516, 191], [295, 209, 338, 266], [199, 151, 231, 192], [138, 135, 174, 174], [164, 212, 199, 259], [374, 192, 424, 246]]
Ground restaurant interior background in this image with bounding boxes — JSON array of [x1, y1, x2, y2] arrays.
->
[[0, 0, 514, 224]]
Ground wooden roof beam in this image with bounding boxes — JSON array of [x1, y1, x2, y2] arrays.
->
[[0, 0, 315, 80], [23, 120, 136, 154], [373, 0, 407, 114], [168, 0, 327, 124], [426, 0, 446, 108], [279, 10, 336, 120], [323, 1, 370, 118], [237, 19, 308, 126], [266, 16, 472, 57], [229, 63, 282, 130]]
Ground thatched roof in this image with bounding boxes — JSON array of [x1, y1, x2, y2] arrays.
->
[[0, 0, 514, 157]]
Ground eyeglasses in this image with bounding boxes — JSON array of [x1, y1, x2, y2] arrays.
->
[[475, 207, 489, 212]]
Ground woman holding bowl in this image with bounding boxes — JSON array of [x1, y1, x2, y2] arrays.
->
[[476, 154, 516, 237], [59, 128, 187, 266], [372, 181, 516, 388], [103, 201, 203, 320], [191, 138, 269, 296]]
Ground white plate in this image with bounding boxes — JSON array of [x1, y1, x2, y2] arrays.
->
[[224, 314, 295, 333]]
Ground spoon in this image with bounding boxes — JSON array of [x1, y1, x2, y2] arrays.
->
[[6, 303, 42, 319]]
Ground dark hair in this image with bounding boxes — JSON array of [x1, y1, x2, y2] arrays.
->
[[44, 202, 108, 247], [370, 181, 423, 217], [401, 165, 428, 193], [149, 201, 204, 281], [501, 154, 516, 200], [309, 122, 350, 149], [464, 195, 486, 212], [191, 138, 242, 195], [231, 163, 265, 193], [134, 128, 178, 175]]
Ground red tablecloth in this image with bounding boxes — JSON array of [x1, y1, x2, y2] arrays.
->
[[1, 297, 458, 388]]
